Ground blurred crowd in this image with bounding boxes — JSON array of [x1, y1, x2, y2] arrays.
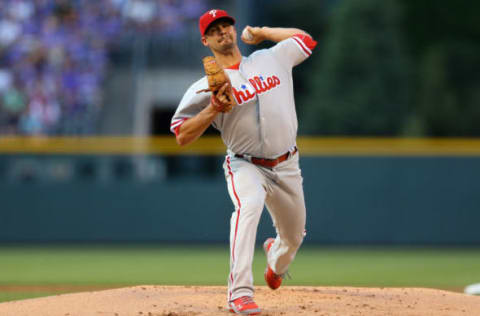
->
[[0, 0, 207, 135]]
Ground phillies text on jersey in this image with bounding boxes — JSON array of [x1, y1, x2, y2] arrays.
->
[[232, 74, 281, 105]]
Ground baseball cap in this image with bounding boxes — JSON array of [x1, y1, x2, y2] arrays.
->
[[199, 9, 235, 36]]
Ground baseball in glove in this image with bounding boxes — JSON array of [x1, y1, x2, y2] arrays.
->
[[196, 56, 235, 113]]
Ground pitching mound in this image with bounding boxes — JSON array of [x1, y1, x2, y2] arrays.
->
[[0, 285, 479, 316]]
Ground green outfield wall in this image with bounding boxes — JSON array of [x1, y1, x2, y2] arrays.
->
[[1, 152, 479, 244]]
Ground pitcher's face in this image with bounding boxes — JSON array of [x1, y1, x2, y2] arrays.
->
[[202, 19, 237, 53]]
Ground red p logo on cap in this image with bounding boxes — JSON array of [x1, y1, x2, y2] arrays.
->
[[199, 9, 235, 36]]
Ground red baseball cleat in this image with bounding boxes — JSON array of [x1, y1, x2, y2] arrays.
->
[[228, 296, 261, 315], [263, 238, 283, 290]]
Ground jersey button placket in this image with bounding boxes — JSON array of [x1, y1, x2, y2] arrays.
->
[[260, 115, 267, 155]]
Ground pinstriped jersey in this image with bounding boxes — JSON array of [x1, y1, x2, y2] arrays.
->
[[171, 34, 317, 159]]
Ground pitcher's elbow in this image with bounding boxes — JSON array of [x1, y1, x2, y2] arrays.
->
[[176, 134, 191, 146], [176, 135, 186, 146]]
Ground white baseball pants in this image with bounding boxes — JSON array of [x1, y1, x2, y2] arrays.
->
[[223, 152, 306, 301]]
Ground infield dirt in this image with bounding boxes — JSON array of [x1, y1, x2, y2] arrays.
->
[[0, 285, 479, 316]]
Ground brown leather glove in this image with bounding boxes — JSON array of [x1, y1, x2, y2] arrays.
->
[[196, 56, 235, 113]]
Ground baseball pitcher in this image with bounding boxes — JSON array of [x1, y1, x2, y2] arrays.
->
[[171, 9, 317, 315]]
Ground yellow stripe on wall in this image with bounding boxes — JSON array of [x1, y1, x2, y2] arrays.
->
[[298, 137, 480, 156], [0, 136, 479, 156]]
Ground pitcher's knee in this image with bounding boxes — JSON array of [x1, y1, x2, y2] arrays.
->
[[284, 231, 304, 250], [241, 195, 265, 214]]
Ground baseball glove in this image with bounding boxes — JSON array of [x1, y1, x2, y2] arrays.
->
[[196, 56, 235, 113]]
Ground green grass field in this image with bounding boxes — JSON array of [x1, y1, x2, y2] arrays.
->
[[1, 244, 479, 302]]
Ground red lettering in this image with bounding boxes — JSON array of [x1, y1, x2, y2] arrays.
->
[[237, 74, 281, 102], [245, 89, 255, 100], [232, 87, 255, 104], [261, 78, 269, 90], [249, 79, 259, 93], [267, 77, 274, 88], [232, 87, 247, 104], [273, 75, 280, 85], [255, 77, 266, 93]]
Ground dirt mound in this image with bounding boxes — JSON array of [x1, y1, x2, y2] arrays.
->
[[0, 285, 479, 316]]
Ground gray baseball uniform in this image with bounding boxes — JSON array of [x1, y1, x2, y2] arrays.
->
[[171, 34, 317, 301]]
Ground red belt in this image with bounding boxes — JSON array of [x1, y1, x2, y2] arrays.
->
[[235, 147, 298, 168]]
